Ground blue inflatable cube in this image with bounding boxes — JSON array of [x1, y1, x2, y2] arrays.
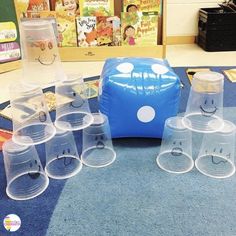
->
[[99, 58, 181, 138]]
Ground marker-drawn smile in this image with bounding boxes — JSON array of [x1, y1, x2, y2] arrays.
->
[[70, 99, 85, 108], [171, 147, 183, 156], [36, 54, 56, 65], [200, 105, 217, 117], [211, 155, 227, 165]]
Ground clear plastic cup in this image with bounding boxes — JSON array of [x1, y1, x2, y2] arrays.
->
[[55, 74, 94, 131], [2, 138, 49, 200], [20, 19, 65, 86], [10, 82, 56, 146], [195, 120, 236, 179], [81, 113, 116, 168], [182, 71, 224, 133], [156, 116, 194, 174], [45, 125, 82, 179]]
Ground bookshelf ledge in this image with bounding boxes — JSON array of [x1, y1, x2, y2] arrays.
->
[[59, 45, 165, 61]]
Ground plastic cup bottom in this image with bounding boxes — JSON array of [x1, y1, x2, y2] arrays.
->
[[81, 146, 116, 168], [55, 112, 94, 131], [156, 151, 194, 174], [182, 113, 223, 133], [45, 155, 82, 179], [13, 123, 56, 145], [6, 171, 49, 201], [195, 155, 235, 179]]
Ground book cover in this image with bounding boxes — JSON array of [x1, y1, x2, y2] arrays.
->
[[122, 0, 140, 12], [123, 0, 162, 14], [55, 0, 80, 16], [76, 16, 97, 47], [56, 11, 77, 47], [96, 16, 113, 46], [139, 0, 161, 13], [15, 0, 50, 18], [108, 16, 121, 46], [79, 0, 114, 16], [121, 11, 158, 46], [0, 1, 21, 65]]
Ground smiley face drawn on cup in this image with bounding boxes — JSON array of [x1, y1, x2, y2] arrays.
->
[[36, 40, 56, 65], [27, 38, 57, 65], [200, 98, 218, 117], [171, 141, 183, 156], [205, 148, 230, 165], [70, 91, 85, 108], [56, 148, 75, 166], [28, 160, 41, 179], [95, 135, 105, 149]]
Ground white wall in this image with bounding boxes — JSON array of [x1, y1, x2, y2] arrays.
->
[[167, 0, 221, 37]]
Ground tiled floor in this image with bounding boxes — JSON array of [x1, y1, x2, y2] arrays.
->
[[0, 44, 235, 103]]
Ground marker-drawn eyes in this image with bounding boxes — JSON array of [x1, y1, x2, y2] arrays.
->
[[48, 41, 53, 49], [40, 42, 46, 51]]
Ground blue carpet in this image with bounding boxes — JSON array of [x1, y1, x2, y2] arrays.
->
[[0, 67, 236, 236]]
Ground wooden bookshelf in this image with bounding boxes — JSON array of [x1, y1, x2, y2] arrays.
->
[[0, 60, 21, 74], [13, 0, 166, 63], [59, 0, 166, 61]]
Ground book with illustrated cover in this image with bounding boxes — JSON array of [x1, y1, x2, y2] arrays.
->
[[0, 1, 21, 66], [55, 0, 80, 16], [123, 0, 162, 14], [122, 0, 140, 12], [96, 16, 113, 46], [56, 11, 77, 47], [79, 0, 114, 16], [15, 0, 50, 18], [108, 16, 121, 46], [139, 0, 161, 13], [121, 11, 158, 46], [76, 16, 97, 47]]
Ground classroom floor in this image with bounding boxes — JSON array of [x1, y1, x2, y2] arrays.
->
[[0, 43, 235, 103]]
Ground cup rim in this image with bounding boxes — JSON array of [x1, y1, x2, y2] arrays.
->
[[6, 171, 49, 201], [195, 155, 236, 179]]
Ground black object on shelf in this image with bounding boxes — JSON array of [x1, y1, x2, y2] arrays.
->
[[198, 7, 236, 51]]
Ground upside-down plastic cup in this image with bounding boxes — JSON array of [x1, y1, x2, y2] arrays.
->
[[10, 82, 56, 146], [55, 74, 94, 131], [195, 120, 236, 179], [20, 19, 64, 86], [81, 113, 116, 168], [45, 125, 82, 179], [156, 116, 194, 174], [2, 138, 49, 200], [182, 71, 224, 133]]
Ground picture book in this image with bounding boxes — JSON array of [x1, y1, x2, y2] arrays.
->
[[0, 1, 21, 65], [139, 0, 161, 13], [79, 0, 114, 17], [121, 11, 158, 46], [15, 0, 50, 18], [108, 16, 121, 46], [96, 16, 113, 46], [56, 11, 77, 47], [123, 0, 161, 14], [122, 0, 140, 12], [55, 0, 80, 16], [76, 16, 97, 47]]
